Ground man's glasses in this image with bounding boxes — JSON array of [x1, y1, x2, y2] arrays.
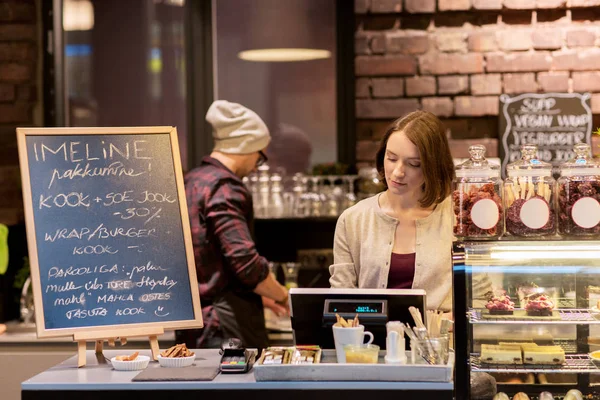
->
[[256, 150, 268, 167]]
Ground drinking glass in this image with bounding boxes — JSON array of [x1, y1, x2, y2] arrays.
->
[[308, 176, 325, 217], [323, 175, 340, 217], [342, 175, 359, 210], [293, 175, 311, 218], [282, 262, 301, 289], [268, 262, 280, 279], [416, 335, 449, 365]]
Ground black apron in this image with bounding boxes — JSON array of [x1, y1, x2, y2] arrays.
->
[[175, 290, 269, 350], [212, 290, 269, 350]]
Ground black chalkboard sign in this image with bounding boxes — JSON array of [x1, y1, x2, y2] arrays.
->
[[499, 93, 592, 176], [17, 127, 202, 338]]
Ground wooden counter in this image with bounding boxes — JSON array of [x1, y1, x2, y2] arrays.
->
[[21, 349, 453, 400]]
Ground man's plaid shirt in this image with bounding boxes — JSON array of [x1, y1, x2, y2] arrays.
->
[[185, 156, 269, 309]]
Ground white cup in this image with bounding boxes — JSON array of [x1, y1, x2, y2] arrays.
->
[[332, 324, 374, 363]]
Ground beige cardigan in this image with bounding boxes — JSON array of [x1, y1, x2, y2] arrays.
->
[[329, 193, 454, 311]]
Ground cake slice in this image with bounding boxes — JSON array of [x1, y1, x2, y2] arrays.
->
[[499, 342, 538, 351], [525, 294, 554, 316], [485, 293, 515, 315], [522, 346, 565, 365], [480, 344, 523, 365]]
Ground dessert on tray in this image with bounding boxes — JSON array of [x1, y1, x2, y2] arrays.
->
[[481, 343, 565, 366], [480, 344, 523, 365], [498, 342, 538, 351], [523, 346, 565, 365], [485, 292, 515, 315], [525, 294, 554, 316]]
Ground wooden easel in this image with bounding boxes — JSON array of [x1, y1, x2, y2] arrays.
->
[[73, 326, 165, 367]]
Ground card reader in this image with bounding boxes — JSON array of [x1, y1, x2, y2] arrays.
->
[[219, 348, 255, 374]]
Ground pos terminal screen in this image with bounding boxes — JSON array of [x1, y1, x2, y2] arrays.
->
[[327, 301, 383, 314]]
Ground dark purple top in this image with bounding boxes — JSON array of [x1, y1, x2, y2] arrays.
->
[[387, 252, 416, 289]]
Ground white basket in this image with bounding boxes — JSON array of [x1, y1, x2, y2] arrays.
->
[[254, 350, 454, 382], [157, 354, 196, 368], [110, 355, 150, 371]]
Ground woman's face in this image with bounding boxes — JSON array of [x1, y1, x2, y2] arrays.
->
[[383, 130, 425, 198]]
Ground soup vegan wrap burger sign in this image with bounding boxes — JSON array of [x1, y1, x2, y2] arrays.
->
[[499, 93, 592, 176]]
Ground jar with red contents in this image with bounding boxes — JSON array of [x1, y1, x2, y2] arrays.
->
[[452, 144, 503, 239], [557, 143, 600, 237], [504, 144, 556, 237]]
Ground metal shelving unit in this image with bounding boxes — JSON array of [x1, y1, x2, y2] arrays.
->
[[453, 240, 600, 399], [469, 308, 600, 324]]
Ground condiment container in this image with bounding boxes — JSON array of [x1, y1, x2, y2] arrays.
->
[[343, 344, 379, 364]]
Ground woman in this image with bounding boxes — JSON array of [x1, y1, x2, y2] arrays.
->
[[329, 110, 455, 311]]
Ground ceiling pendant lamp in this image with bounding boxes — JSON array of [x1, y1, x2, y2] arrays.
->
[[235, 0, 332, 63]]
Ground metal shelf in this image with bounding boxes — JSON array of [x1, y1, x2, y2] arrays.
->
[[469, 308, 600, 324], [558, 298, 577, 309], [471, 354, 599, 374], [554, 339, 579, 353]]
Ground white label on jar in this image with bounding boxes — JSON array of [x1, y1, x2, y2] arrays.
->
[[572, 197, 600, 229], [471, 198, 499, 229], [520, 197, 549, 229]]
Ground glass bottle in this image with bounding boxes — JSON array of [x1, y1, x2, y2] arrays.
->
[[453, 144, 503, 239], [256, 164, 270, 218], [504, 144, 556, 237], [557, 143, 600, 237]]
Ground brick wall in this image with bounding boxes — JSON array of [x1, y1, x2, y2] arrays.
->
[[0, 0, 38, 225], [354, 0, 600, 166]]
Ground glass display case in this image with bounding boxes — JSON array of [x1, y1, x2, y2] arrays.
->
[[453, 240, 600, 399]]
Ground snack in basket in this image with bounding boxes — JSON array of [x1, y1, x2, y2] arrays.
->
[[160, 343, 195, 358], [260, 347, 292, 365], [259, 346, 321, 365], [333, 313, 359, 328], [115, 351, 139, 361], [290, 345, 322, 364]]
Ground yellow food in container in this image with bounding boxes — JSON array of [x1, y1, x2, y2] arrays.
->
[[343, 344, 380, 364]]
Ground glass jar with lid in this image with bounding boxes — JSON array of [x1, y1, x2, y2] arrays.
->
[[453, 144, 503, 239], [504, 144, 556, 237], [357, 167, 385, 200], [557, 143, 600, 236]]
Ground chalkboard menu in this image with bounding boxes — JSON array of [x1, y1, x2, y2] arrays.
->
[[499, 93, 592, 176], [17, 127, 202, 338]]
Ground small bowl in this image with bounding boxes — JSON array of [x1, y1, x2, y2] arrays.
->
[[343, 344, 380, 364], [157, 354, 196, 368], [589, 350, 600, 367], [110, 355, 150, 371]]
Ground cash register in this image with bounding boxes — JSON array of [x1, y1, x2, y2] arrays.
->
[[289, 288, 427, 350]]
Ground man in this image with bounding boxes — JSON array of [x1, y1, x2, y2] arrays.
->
[[180, 100, 289, 349]]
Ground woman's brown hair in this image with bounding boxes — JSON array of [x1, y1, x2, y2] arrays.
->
[[375, 110, 455, 208]]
